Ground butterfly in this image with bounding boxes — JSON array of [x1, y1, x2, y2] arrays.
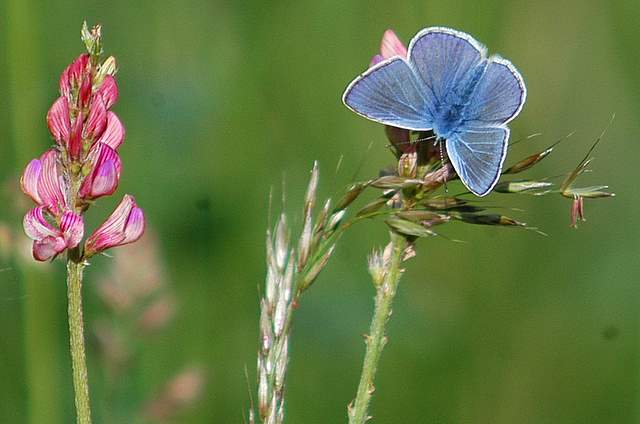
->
[[343, 27, 526, 196]]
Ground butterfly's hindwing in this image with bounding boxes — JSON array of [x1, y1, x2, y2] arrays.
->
[[446, 126, 509, 196]]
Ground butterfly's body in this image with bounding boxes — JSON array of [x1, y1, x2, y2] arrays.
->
[[343, 27, 526, 196]]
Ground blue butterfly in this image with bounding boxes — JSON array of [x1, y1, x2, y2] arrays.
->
[[343, 27, 526, 196]]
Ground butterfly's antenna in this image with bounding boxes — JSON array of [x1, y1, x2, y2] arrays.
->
[[385, 134, 438, 149], [438, 138, 449, 195], [351, 140, 374, 182]]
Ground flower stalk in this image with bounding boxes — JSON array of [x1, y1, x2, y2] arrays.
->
[[348, 232, 408, 424], [66, 258, 91, 424]]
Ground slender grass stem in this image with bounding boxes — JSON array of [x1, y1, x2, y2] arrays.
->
[[348, 232, 407, 424], [66, 258, 92, 424]]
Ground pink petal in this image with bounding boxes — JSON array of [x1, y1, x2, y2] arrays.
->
[[46, 97, 71, 144], [23, 206, 58, 240], [380, 29, 407, 59], [20, 159, 43, 204], [85, 195, 144, 254], [84, 97, 107, 142], [79, 143, 121, 200], [33, 236, 67, 261], [96, 75, 119, 109], [37, 150, 67, 215], [60, 210, 84, 248], [79, 75, 93, 109], [96, 112, 125, 150], [370, 54, 384, 67], [122, 206, 145, 244], [59, 54, 90, 99], [68, 113, 84, 160], [90, 159, 120, 198]]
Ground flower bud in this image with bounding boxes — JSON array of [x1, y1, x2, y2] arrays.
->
[[94, 56, 117, 85], [81, 21, 103, 58]]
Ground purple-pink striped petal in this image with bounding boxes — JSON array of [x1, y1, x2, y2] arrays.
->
[[60, 210, 84, 248], [380, 29, 407, 59], [68, 113, 84, 160], [37, 150, 68, 215], [96, 75, 119, 109], [369, 54, 385, 67], [23, 206, 58, 240], [122, 206, 145, 244], [85, 195, 145, 255], [59, 54, 90, 99], [47, 97, 71, 144], [78, 75, 93, 109], [80, 143, 121, 200], [96, 112, 125, 150], [84, 97, 107, 142], [20, 159, 43, 204], [33, 236, 67, 261]]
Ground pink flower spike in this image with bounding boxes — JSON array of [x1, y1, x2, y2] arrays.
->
[[21, 159, 43, 204], [96, 112, 125, 150], [85, 195, 145, 255], [84, 97, 107, 142], [37, 150, 68, 216], [96, 75, 119, 109], [80, 143, 122, 200], [60, 210, 84, 248], [380, 29, 407, 59], [47, 97, 71, 145]]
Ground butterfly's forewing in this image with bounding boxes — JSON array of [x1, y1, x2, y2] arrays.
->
[[446, 126, 509, 196], [408, 27, 486, 106], [462, 57, 526, 128], [343, 57, 433, 131]]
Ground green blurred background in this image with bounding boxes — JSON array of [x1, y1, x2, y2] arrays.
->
[[1, 0, 638, 422]]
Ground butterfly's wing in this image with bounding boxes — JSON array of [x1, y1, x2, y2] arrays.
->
[[446, 126, 509, 196], [407, 27, 486, 104], [463, 56, 526, 127], [342, 57, 434, 131]]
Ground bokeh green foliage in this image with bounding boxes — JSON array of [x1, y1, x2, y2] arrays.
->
[[0, 0, 638, 423]]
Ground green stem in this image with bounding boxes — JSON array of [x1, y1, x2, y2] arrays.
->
[[348, 232, 408, 424], [66, 258, 92, 424]]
